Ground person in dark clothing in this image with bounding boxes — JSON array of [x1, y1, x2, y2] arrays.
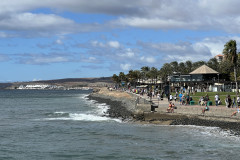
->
[[227, 95, 232, 108]]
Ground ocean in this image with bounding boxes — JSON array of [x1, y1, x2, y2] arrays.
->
[[0, 90, 239, 160]]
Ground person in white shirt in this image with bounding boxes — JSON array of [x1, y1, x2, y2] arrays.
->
[[237, 95, 240, 107], [215, 94, 219, 106], [169, 94, 173, 101]]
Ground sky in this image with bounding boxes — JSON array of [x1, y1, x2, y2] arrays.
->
[[1, 0, 240, 82]]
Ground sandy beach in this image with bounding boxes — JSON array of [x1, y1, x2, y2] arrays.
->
[[89, 87, 240, 135]]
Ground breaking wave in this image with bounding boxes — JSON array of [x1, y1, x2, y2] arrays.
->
[[42, 94, 121, 123]]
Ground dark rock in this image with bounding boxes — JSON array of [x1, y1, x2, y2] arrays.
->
[[87, 94, 133, 121]]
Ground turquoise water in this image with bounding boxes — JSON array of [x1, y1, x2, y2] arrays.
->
[[0, 90, 239, 160]]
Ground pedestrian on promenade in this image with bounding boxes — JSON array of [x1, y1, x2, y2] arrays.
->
[[157, 92, 160, 101], [204, 94, 209, 106], [232, 97, 236, 108], [215, 94, 219, 106], [227, 95, 232, 108], [179, 92, 183, 105], [174, 94, 177, 102], [225, 95, 228, 108], [182, 95, 186, 105], [152, 90, 155, 98], [237, 95, 240, 107], [169, 94, 173, 101]]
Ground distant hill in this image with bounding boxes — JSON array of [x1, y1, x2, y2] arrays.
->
[[34, 77, 113, 84], [0, 77, 113, 89]]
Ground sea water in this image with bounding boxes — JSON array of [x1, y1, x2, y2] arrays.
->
[[0, 90, 239, 160]]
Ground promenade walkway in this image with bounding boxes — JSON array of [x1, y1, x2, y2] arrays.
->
[[136, 93, 240, 120]]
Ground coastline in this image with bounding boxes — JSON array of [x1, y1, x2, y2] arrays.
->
[[89, 87, 240, 135]]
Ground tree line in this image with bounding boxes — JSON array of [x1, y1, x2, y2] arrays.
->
[[112, 40, 240, 88]]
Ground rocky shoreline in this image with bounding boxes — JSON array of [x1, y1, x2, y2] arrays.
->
[[87, 94, 134, 121], [89, 88, 240, 135]]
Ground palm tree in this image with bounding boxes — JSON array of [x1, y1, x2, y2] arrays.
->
[[223, 40, 238, 93], [133, 70, 141, 86], [207, 58, 220, 72], [159, 63, 172, 84], [149, 67, 158, 84], [170, 61, 179, 73], [127, 70, 134, 85], [127, 70, 141, 87], [178, 62, 186, 74], [192, 61, 206, 70], [140, 66, 150, 83], [185, 60, 193, 73], [112, 74, 119, 84], [119, 72, 127, 87]]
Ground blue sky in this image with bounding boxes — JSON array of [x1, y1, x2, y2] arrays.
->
[[1, 0, 240, 82]]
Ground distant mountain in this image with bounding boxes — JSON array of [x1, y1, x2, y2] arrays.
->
[[33, 77, 113, 84], [0, 77, 113, 89]]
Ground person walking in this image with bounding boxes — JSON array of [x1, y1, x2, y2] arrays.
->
[[179, 92, 183, 105], [215, 94, 219, 106], [226, 95, 232, 108], [237, 95, 240, 107], [232, 97, 236, 108], [169, 94, 173, 101]]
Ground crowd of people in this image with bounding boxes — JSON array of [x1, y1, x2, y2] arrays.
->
[[111, 85, 240, 117]]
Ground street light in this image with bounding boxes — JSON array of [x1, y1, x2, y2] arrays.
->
[[217, 74, 219, 92]]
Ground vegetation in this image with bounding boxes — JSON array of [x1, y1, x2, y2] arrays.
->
[[170, 91, 237, 106], [112, 40, 240, 89], [223, 40, 239, 94]]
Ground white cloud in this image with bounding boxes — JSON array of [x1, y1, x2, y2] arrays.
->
[[1, 0, 240, 36], [82, 56, 99, 63], [91, 41, 105, 47], [55, 39, 63, 45], [108, 41, 120, 48], [108, 0, 240, 33], [0, 12, 77, 35], [115, 17, 191, 29], [34, 56, 68, 64], [91, 40, 121, 49], [194, 36, 240, 56], [140, 56, 156, 63], [120, 63, 131, 71], [118, 48, 135, 58], [18, 53, 70, 65]]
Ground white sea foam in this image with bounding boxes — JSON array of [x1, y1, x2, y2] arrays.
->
[[95, 103, 109, 115], [83, 94, 89, 99], [44, 112, 121, 123], [42, 93, 121, 123], [172, 125, 240, 140]]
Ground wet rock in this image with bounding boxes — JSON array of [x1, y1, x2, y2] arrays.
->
[[87, 94, 133, 121]]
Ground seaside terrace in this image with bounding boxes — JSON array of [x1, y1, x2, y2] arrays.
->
[[169, 65, 233, 92]]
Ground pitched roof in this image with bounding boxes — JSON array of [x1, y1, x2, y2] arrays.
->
[[189, 65, 219, 74], [215, 54, 224, 57]]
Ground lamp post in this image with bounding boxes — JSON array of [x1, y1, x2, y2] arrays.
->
[[169, 76, 171, 96], [217, 74, 219, 92]]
